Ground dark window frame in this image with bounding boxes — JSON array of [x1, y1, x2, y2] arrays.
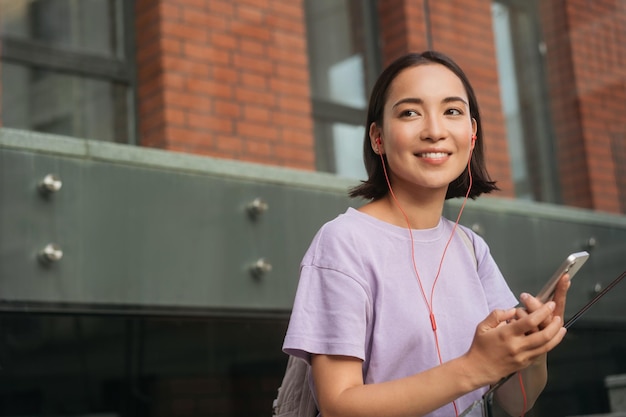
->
[[0, 0, 138, 144], [305, 0, 382, 175], [492, 0, 561, 203]]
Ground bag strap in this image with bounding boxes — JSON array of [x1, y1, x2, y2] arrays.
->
[[456, 226, 477, 269], [272, 355, 318, 417]]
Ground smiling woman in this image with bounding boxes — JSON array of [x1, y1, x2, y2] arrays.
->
[[282, 51, 571, 417], [368, 64, 476, 211], [350, 52, 498, 203]]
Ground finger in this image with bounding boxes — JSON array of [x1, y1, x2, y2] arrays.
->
[[520, 319, 567, 361], [520, 292, 544, 313], [522, 315, 564, 350], [514, 307, 532, 327], [517, 330, 567, 369], [480, 308, 517, 331], [514, 307, 540, 334], [511, 301, 555, 334], [552, 274, 571, 318]]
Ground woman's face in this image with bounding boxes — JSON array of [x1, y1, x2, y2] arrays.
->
[[370, 63, 476, 199]]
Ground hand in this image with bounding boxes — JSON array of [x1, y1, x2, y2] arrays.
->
[[517, 274, 571, 332], [464, 304, 567, 386]]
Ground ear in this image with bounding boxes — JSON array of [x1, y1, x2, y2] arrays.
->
[[470, 118, 478, 150], [369, 123, 383, 154]]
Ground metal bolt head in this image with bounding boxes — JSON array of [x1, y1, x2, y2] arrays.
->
[[38, 174, 62, 194], [39, 243, 63, 264], [246, 198, 268, 219], [250, 258, 272, 278]]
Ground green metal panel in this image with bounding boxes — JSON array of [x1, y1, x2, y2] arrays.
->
[[446, 199, 626, 322], [1, 128, 626, 322], [0, 128, 356, 313]]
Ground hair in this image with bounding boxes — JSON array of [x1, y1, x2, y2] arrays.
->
[[349, 50, 499, 200]]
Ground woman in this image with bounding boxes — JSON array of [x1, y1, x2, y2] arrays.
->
[[283, 51, 569, 417]]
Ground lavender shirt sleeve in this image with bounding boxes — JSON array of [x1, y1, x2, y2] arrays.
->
[[283, 264, 370, 365]]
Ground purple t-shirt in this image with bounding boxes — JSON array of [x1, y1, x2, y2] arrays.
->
[[283, 208, 518, 416]]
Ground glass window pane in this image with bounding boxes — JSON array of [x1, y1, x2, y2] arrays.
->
[[315, 121, 367, 180], [0, 0, 120, 57], [491, 0, 560, 203], [0, 313, 289, 416], [1, 62, 129, 142], [305, 0, 378, 178], [305, 0, 372, 109], [333, 123, 367, 179], [492, 2, 532, 199]]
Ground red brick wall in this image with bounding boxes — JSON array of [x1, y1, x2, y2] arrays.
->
[[378, 0, 430, 61], [541, 0, 626, 213], [566, 0, 626, 213], [0, 0, 622, 211], [132, 0, 626, 213], [378, 0, 515, 197], [134, 0, 315, 170], [540, 0, 591, 209]]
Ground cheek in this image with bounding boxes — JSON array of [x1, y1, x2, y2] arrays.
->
[[453, 125, 474, 147], [385, 124, 415, 145]]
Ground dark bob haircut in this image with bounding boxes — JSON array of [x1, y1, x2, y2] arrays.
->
[[349, 51, 498, 200]]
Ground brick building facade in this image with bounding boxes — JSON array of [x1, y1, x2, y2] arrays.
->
[[1, 0, 624, 212], [0, 0, 626, 416], [131, 0, 626, 214], [135, 0, 316, 168]]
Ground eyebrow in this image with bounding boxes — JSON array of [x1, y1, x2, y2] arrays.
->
[[392, 96, 468, 109]]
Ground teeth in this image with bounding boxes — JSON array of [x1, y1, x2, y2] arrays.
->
[[418, 152, 448, 158]]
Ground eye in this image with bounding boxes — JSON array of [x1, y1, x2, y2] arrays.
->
[[401, 109, 419, 117], [445, 108, 463, 116]]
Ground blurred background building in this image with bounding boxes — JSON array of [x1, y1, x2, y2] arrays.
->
[[0, 0, 625, 416]]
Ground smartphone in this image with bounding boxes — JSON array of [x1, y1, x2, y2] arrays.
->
[[536, 251, 590, 303]]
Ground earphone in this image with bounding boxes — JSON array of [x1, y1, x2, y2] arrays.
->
[[374, 134, 529, 416], [375, 135, 474, 416], [375, 137, 382, 152]]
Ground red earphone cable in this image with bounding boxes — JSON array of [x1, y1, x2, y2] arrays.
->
[[377, 140, 474, 417], [518, 371, 528, 416]]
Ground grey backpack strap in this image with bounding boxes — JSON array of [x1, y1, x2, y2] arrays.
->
[[272, 355, 318, 417], [456, 226, 477, 269]]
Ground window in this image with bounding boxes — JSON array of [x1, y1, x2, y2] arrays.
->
[[491, 0, 560, 202], [0, 0, 135, 143], [304, 0, 381, 180], [0, 312, 289, 416]]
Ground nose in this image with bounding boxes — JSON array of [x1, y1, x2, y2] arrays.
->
[[419, 113, 446, 142]]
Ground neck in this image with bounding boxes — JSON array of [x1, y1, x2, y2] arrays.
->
[[384, 189, 446, 229], [359, 189, 446, 230]]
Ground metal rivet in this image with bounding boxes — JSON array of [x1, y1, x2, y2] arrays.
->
[[593, 283, 603, 294], [585, 237, 598, 251], [38, 174, 62, 195], [246, 198, 268, 219], [38, 243, 63, 264], [249, 258, 272, 278]]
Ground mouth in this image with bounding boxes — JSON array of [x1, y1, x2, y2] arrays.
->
[[415, 152, 451, 159]]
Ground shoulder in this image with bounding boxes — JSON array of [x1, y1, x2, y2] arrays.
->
[[311, 208, 366, 249], [303, 208, 379, 268], [312, 208, 376, 242]]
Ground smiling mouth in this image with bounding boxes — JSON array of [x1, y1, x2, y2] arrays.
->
[[416, 152, 450, 159]]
